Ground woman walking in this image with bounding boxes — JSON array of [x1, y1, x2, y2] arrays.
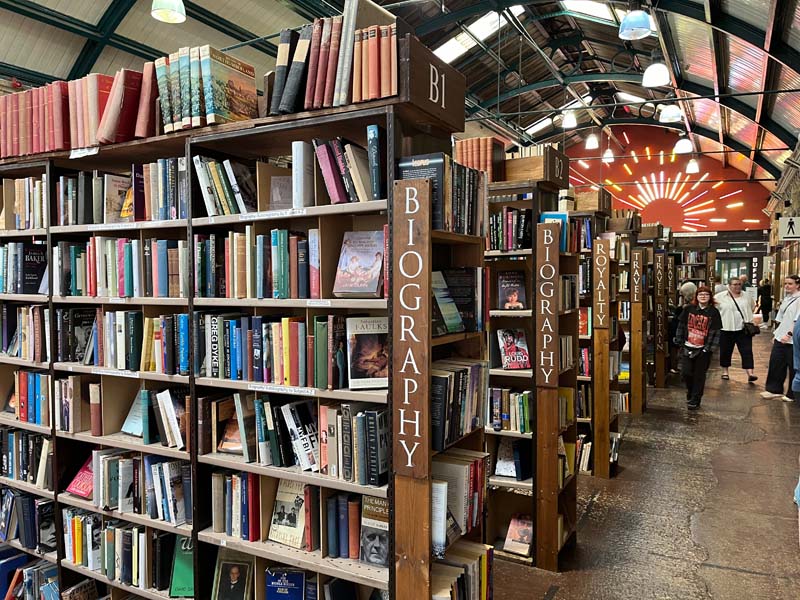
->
[[761, 276, 800, 401], [715, 277, 758, 382], [674, 286, 722, 410], [757, 277, 773, 328]]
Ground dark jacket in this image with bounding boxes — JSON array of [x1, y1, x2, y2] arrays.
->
[[758, 284, 773, 312], [674, 304, 722, 353]]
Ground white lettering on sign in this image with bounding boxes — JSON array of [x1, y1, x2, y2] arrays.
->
[[594, 241, 609, 328], [632, 251, 642, 303], [429, 64, 445, 109], [536, 225, 558, 386]]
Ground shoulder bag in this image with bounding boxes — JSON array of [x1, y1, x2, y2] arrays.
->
[[730, 292, 759, 337]]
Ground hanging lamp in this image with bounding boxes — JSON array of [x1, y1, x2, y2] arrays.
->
[[674, 135, 693, 154], [642, 50, 670, 87], [151, 0, 186, 23], [619, 2, 651, 40], [585, 132, 599, 150]]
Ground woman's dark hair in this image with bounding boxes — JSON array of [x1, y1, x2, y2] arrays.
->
[[693, 286, 715, 306], [785, 274, 800, 284]]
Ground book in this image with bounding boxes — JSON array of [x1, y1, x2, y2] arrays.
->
[[170, 535, 194, 597], [270, 29, 300, 116], [65, 456, 94, 499], [497, 271, 527, 310], [346, 317, 389, 389], [332, 231, 385, 297], [265, 568, 305, 599], [503, 514, 533, 557], [279, 24, 313, 114], [497, 328, 531, 370], [211, 547, 254, 600], [359, 495, 389, 566], [432, 271, 465, 335], [199, 45, 257, 124], [268, 479, 308, 549]]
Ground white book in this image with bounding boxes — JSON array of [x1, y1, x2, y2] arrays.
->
[[192, 155, 218, 217], [35, 438, 50, 488], [43, 307, 50, 362], [245, 225, 253, 299], [151, 463, 165, 521], [336, 413, 344, 480], [308, 228, 320, 298], [157, 389, 184, 450], [115, 311, 126, 370], [222, 159, 248, 214], [154, 319, 163, 373], [291, 141, 314, 208], [131, 239, 141, 297], [138, 530, 147, 589], [431, 479, 448, 558], [231, 474, 241, 538], [148, 162, 159, 220], [52, 247, 60, 297], [118, 458, 134, 513]]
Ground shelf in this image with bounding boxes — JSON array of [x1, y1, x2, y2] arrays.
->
[[483, 427, 533, 439], [559, 363, 575, 375], [50, 219, 188, 234], [0, 354, 48, 370], [192, 199, 388, 227], [0, 228, 46, 238], [488, 475, 533, 491], [489, 309, 533, 318], [198, 452, 387, 498], [431, 230, 484, 245], [576, 375, 592, 382], [431, 331, 482, 347], [4, 537, 57, 563], [57, 493, 192, 536], [559, 308, 578, 316], [0, 476, 54, 499], [489, 368, 532, 379], [484, 249, 532, 258], [0, 412, 50, 434], [52, 296, 189, 306], [56, 430, 189, 460], [193, 377, 387, 403], [60, 560, 177, 600], [53, 362, 190, 384], [0, 294, 47, 302], [198, 528, 389, 590], [193, 297, 387, 309]]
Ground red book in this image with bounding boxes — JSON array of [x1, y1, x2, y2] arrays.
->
[[390, 23, 397, 96], [86, 239, 94, 297], [65, 456, 94, 499], [117, 238, 126, 297], [348, 496, 360, 559], [367, 26, 380, 101], [97, 69, 144, 144], [318, 404, 327, 472], [45, 83, 53, 152], [66, 80, 78, 150], [247, 472, 260, 541], [0, 95, 6, 158], [31, 87, 40, 154], [289, 235, 298, 299], [312, 140, 348, 204], [151, 239, 159, 300], [224, 238, 231, 298], [20, 90, 31, 155], [303, 485, 314, 551], [304, 18, 324, 110], [38, 85, 46, 152], [313, 17, 332, 109], [289, 321, 299, 387], [75, 78, 85, 148], [10, 93, 19, 157], [87, 73, 114, 145], [352, 29, 362, 103], [379, 25, 391, 98], [323, 16, 342, 108], [135, 62, 157, 139], [17, 371, 27, 422]]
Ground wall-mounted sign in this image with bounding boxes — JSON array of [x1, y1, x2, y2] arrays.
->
[[632, 249, 644, 303], [593, 239, 611, 329], [536, 223, 559, 388]]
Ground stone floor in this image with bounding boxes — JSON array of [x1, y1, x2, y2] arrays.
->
[[497, 334, 800, 599]]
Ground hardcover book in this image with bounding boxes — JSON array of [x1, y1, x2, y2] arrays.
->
[[199, 45, 257, 124], [497, 328, 531, 370], [103, 174, 133, 224], [360, 495, 389, 567], [497, 271, 527, 310], [346, 316, 389, 389], [210, 547, 253, 600], [268, 479, 307, 549], [265, 568, 305, 599], [332, 231, 384, 298], [503, 514, 533, 557]]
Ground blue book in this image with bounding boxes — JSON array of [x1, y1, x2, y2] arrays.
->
[[236, 326, 243, 380], [252, 316, 263, 382], [229, 320, 239, 381], [336, 494, 348, 558], [35, 373, 42, 425], [177, 313, 189, 376], [539, 211, 569, 251], [27, 373, 35, 423], [224, 475, 233, 536], [157, 463, 170, 521], [6, 432, 13, 479], [123, 242, 133, 297], [326, 496, 338, 558], [156, 240, 169, 297], [239, 472, 248, 540], [270, 229, 281, 299], [0, 553, 31, 598], [265, 568, 305, 600]]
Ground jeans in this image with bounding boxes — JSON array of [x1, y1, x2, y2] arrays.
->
[[719, 330, 754, 369], [765, 340, 795, 399], [681, 348, 711, 406]]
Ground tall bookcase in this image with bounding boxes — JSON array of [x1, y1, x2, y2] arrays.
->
[[0, 34, 480, 600], [630, 248, 647, 414]]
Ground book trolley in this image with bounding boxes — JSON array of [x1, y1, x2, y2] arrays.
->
[[0, 31, 490, 600]]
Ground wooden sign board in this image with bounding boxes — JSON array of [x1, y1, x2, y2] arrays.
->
[[656, 300, 666, 352], [655, 252, 665, 298], [536, 222, 559, 388], [392, 179, 431, 480], [631, 249, 644, 303], [593, 239, 611, 329], [667, 255, 675, 300], [504, 146, 569, 189], [707, 251, 716, 287]]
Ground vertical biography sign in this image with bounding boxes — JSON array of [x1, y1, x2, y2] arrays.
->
[[593, 239, 611, 329], [392, 180, 431, 479], [536, 223, 559, 388], [632, 249, 644, 304]]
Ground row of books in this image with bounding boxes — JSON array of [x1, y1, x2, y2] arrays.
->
[[577, 433, 592, 472], [453, 136, 504, 183], [431, 359, 488, 452], [619, 301, 631, 321], [676, 251, 707, 263], [54, 237, 190, 299], [619, 270, 630, 291], [397, 153, 486, 235], [0, 242, 48, 295], [578, 347, 591, 377], [569, 215, 594, 252], [0, 177, 47, 231], [487, 207, 532, 252], [11, 371, 51, 427], [56, 159, 189, 227], [560, 275, 579, 312], [0, 551, 59, 599], [676, 265, 706, 280], [431, 540, 494, 600], [488, 388, 531, 434], [312, 136, 385, 205], [579, 306, 592, 337], [0, 490, 55, 554], [0, 428, 51, 490], [559, 387, 575, 430], [432, 269, 483, 335], [576, 382, 592, 419], [559, 335, 574, 372], [579, 256, 591, 295], [492, 438, 531, 482], [600, 232, 630, 261], [612, 391, 631, 414]]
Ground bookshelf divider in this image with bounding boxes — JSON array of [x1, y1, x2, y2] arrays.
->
[[654, 250, 668, 388], [630, 249, 647, 415]]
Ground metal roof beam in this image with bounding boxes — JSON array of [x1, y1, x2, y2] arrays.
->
[[69, 0, 136, 79], [184, 2, 278, 57], [273, 0, 337, 20], [0, 62, 56, 87]]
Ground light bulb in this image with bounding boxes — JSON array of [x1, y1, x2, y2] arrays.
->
[[151, 0, 186, 23], [659, 104, 683, 123], [674, 137, 693, 154], [562, 110, 577, 129], [585, 134, 599, 150], [602, 148, 615, 163], [619, 9, 651, 40], [642, 62, 670, 87], [686, 158, 700, 174]]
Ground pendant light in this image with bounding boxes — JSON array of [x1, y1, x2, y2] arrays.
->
[[602, 147, 615, 163], [642, 50, 670, 87], [562, 110, 577, 129], [619, 2, 651, 40], [151, 0, 187, 23], [674, 135, 693, 154], [659, 103, 684, 123], [585, 132, 599, 150], [686, 156, 700, 174]]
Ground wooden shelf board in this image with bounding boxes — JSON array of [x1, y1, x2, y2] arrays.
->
[[60, 560, 177, 600], [431, 332, 482, 347], [198, 529, 389, 590], [56, 430, 189, 460], [51, 219, 188, 234], [488, 475, 533, 491], [488, 179, 555, 194], [192, 199, 388, 228], [53, 363, 190, 384], [198, 453, 387, 498], [52, 296, 188, 306], [483, 427, 533, 439], [0, 228, 46, 238], [193, 377, 387, 403], [5, 537, 57, 563], [0, 355, 48, 369], [193, 297, 387, 309], [0, 294, 47, 302], [558, 308, 578, 316], [484, 249, 532, 258], [0, 413, 50, 433], [0, 476, 53, 499], [489, 310, 533, 318], [559, 363, 575, 375], [57, 493, 192, 536], [576, 375, 592, 382], [491, 542, 534, 566], [430, 230, 484, 245], [489, 368, 533, 379]]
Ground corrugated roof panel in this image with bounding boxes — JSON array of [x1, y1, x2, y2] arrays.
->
[[753, 165, 777, 189], [770, 65, 800, 134], [725, 35, 765, 109], [192, 0, 306, 33], [0, 8, 84, 79], [761, 131, 791, 170], [91, 47, 147, 76], [668, 13, 714, 89], [696, 135, 722, 157], [727, 151, 752, 177], [720, 0, 769, 32], [30, 0, 112, 26], [117, 2, 276, 77], [691, 97, 721, 131], [724, 108, 758, 148], [784, 0, 800, 53]]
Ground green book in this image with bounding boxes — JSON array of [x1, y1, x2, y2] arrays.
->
[[170, 535, 194, 597], [213, 161, 239, 215], [104, 524, 116, 580], [123, 242, 133, 297], [314, 316, 328, 389]]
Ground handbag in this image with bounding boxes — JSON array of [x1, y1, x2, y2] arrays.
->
[[730, 293, 760, 337]]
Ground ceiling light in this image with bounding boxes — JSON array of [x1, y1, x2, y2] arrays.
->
[[151, 0, 186, 23], [726, 202, 743, 208], [642, 51, 670, 87], [585, 133, 599, 150], [686, 157, 700, 174], [659, 104, 683, 123], [709, 218, 727, 223], [578, 159, 590, 169], [562, 110, 577, 129], [619, 4, 651, 40], [602, 147, 614, 163], [674, 136, 693, 154], [719, 189, 742, 199], [742, 219, 760, 223]]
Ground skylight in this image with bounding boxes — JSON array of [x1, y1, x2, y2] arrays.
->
[[561, 0, 613, 21], [562, 94, 593, 110], [616, 92, 646, 104], [434, 5, 525, 64], [526, 117, 553, 135]]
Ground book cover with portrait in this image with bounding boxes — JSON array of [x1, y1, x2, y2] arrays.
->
[[346, 317, 389, 389], [497, 271, 527, 310], [332, 231, 385, 298], [497, 328, 531, 370]]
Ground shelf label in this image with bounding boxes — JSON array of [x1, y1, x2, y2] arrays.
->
[[306, 299, 331, 307], [536, 223, 559, 388], [631, 249, 644, 303], [655, 252, 665, 299], [593, 239, 611, 330], [655, 253, 666, 353], [247, 382, 314, 395], [93, 368, 139, 379], [88, 222, 133, 231], [392, 180, 430, 479], [69, 146, 99, 159]]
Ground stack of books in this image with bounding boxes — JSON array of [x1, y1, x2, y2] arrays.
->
[[0, 177, 47, 230], [453, 136, 505, 182], [0, 490, 56, 553], [0, 428, 52, 489]]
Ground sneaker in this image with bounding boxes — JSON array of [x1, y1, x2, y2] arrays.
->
[[761, 391, 784, 399], [687, 403, 701, 411], [782, 396, 794, 402]]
